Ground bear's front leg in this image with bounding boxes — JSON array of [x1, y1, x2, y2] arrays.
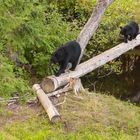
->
[[55, 58, 70, 76], [124, 35, 128, 43], [55, 65, 65, 76], [129, 35, 133, 41]]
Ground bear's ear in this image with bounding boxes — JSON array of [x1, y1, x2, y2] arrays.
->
[[120, 26, 123, 29]]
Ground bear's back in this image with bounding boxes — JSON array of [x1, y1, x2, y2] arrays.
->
[[129, 21, 139, 33]]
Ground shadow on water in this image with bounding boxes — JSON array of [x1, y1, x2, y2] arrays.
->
[[82, 53, 140, 105]]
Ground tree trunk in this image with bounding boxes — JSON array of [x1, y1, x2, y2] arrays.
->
[[77, 0, 114, 63], [41, 36, 140, 93]]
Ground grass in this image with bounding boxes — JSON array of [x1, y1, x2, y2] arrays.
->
[[0, 93, 140, 140]]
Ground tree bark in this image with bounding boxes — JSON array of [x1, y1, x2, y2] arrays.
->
[[32, 84, 60, 122], [77, 0, 114, 63], [41, 35, 140, 93]]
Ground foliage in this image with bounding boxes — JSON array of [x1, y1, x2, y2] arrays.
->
[[49, 0, 95, 20], [0, 1, 78, 77], [0, 53, 31, 98], [0, 0, 78, 98]]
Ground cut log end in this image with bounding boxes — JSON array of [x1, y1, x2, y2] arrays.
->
[[41, 76, 58, 93], [51, 115, 61, 123]]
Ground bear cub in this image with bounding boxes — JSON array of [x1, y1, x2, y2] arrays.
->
[[120, 21, 139, 43], [50, 40, 81, 76]]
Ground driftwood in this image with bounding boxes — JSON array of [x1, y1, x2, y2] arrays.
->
[[41, 35, 140, 93], [77, 0, 114, 63], [32, 84, 60, 123]]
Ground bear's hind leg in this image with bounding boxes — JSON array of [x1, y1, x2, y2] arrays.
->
[[133, 34, 138, 39], [71, 60, 78, 71]]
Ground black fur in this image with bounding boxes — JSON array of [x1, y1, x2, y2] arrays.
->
[[50, 41, 81, 76], [120, 21, 139, 43]]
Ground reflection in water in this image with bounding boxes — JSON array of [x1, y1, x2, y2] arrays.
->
[[82, 56, 140, 104]]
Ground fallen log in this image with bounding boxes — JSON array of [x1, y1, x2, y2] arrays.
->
[[41, 35, 140, 93], [32, 84, 60, 123]]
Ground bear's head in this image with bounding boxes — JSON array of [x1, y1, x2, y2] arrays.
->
[[120, 26, 127, 35], [50, 48, 65, 64], [50, 53, 58, 64]]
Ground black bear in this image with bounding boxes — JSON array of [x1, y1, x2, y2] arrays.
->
[[120, 21, 139, 43], [50, 40, 81, 76]]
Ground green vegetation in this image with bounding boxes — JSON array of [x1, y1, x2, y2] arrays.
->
[[0, 93, 140, 140], [0, 1, 78, 98], [0, 54, 31, 98], [0, 0, 139, 97], [0, 0, 140, 139]]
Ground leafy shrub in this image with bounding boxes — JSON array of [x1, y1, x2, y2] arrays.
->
[[49, 0, 95, 19], [0, 53, 31, 98], [0, 1, 78, 77]]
